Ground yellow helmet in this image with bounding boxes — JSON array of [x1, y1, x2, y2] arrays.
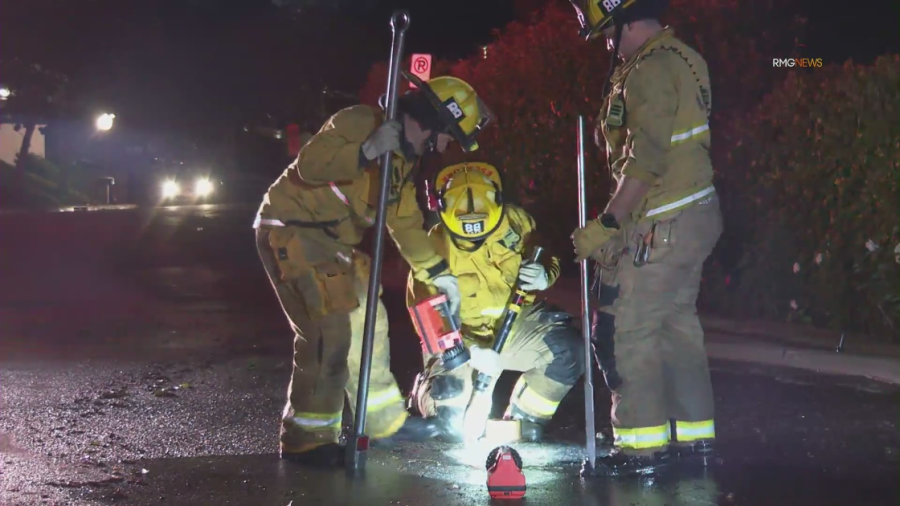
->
[[569, 0, 666, 40], [402, 72, 495, 152], [434, 162, 505, 243]]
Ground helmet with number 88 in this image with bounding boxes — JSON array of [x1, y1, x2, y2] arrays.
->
[[434, 162, 505, 243], [401, 72, 495, 152], [569, 0, 669, 41]]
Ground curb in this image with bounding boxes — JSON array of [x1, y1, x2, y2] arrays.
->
[[704, 336, 900, 385], [543, 280, 900, 386], [0, 204, 138, 215]]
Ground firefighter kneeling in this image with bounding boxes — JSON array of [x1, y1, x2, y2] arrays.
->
[[407, 162, 585, 442]]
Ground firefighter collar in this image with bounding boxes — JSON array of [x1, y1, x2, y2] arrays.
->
[[625, 26, 675, 68]]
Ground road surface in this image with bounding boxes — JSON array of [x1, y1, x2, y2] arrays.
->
[[1, 204, 898, 505]]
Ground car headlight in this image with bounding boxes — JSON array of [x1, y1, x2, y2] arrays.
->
[[194, 178, 214, 197], [162, 180, 180, 198]]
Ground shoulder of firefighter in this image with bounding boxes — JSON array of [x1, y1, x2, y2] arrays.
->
[[253, 104, 382, 239], [253, 105, 450, 284], [607, 27, 717, 223], [405, 203, 560, 339]]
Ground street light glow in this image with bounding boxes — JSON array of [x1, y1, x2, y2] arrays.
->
[[0, 88, 10, 100], [95, 113, 115, 131]]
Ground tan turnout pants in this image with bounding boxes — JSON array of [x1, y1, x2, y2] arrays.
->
[[411, 303, 584, 433], [591, 196, 722, 453], [256, 226, 407, 454]]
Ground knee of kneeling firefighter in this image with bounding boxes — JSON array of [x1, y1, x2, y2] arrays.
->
[[542, 326, 586, 386], [430, 375, 467, 401], [414, 374, 468, 415]]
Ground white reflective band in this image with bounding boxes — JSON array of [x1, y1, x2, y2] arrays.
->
[[367, 387, 403, 411], [252, 215, 286, 229], [645, 185, 715, 218], [329, 183, 349, 206], [671, 123, 710, 144], [287, 414, 342, 428]]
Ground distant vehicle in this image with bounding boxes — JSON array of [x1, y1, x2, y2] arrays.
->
[[159, 173, 222, 204], [149, 159, 223, 205]]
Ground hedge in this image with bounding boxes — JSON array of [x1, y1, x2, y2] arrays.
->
[[699, 55, 900, 339]]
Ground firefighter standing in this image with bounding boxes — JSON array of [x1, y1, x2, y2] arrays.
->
[[254, 73, 493, 466], [568, 0, 722, 475], [407, 162, 585, 443]]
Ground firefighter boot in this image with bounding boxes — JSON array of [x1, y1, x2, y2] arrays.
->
[[431, 406, 465, 443], [591, 446, 671, 477], [374, 416, 443, 446], [671, 439, 716, 466], [280, 443, 346, 467], [504, 406, 548, 443]]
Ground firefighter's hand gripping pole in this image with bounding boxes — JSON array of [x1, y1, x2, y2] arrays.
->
[[346, 10, 410, 475], [576, 115, 598, 476]]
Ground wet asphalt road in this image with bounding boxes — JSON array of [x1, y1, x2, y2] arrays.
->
[[1, 204, 898, 506]]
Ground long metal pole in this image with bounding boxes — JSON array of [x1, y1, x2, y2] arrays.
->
[[577, 115, 597, 474], [346, 10, 410, 475]]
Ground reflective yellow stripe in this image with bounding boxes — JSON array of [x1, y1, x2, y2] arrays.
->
[[675, 419, 715, 442], [670, 123, 709, 144], [287, 411, 342, 430], [511, 381, 560, 418], [645, 185, 716, 218], [370, 411, 409, 439], [366, 386, 403, 413], [613, 423, 671, 449], [481, 307, 505, 318]]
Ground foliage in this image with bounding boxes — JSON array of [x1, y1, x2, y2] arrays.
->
[[707, 55, 899, 338], [0, 157, 90, 209]]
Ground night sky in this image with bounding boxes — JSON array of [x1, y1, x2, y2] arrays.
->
[[1, 0, 896, 142]]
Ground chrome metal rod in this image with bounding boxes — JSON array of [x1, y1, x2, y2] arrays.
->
[[577, 115, 597, 468], [347, 10, 410, 473]]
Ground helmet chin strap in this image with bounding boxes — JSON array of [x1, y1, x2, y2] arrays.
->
[[425, 129, 441, 153], [449, 234, 486, 253], [601, 18, 625, 100]]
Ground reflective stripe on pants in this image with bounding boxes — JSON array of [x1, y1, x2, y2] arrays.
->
[[510, 377, 561, 419], [674, 419, 715, 442], [367, 386, 404, 413], [613, 423, 671, 450], [285, 411, 343, 431]]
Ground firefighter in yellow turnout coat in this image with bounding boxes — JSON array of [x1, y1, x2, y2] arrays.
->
[[569, 0, 722, 475], [407, 163, 585, 442], [254, 73, 493, 466]]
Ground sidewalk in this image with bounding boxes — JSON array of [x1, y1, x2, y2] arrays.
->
[[544, 278, 900, 385]]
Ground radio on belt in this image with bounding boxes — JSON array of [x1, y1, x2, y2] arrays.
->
[[409, 294, 470, 371]]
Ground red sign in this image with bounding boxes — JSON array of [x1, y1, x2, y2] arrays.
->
[[408, 54, 432, 90]]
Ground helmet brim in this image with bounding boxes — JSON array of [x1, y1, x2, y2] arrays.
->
[[401, 71, 492, 152]]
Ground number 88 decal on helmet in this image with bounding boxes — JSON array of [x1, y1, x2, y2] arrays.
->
[[434, 162, 505, 244]]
